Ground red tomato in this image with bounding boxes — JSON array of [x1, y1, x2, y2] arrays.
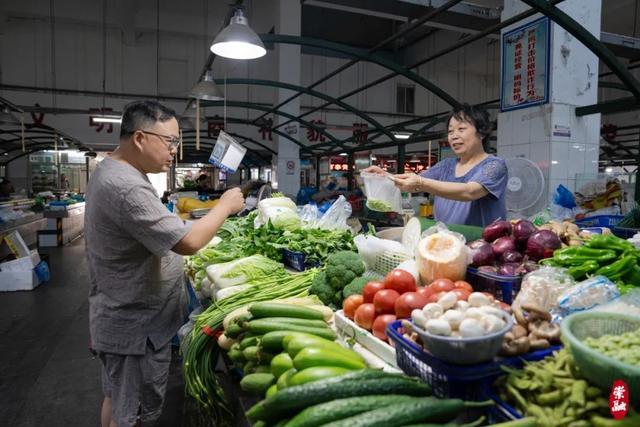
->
[[373, 289, 401, 315], [427, 292, 445, 304], [416, 286, 435, 300], [372, 314, 397, 341], [454, 280, 473, 293], [343, 295, 364, 320], [383, 269, 417, 294], [362, 281, 385, 303], [394, 292, 429, 318], [429, 278, 455, 293], [354, 303, 376, 330], [453, 288, 471, 301]]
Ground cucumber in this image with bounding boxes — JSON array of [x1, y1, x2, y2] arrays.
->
[[282, 333, 333, 350], [293, 347, 366, 371], [240, 335, 261, 350], [247, 320, 336, 341], [322, 398, 493, 427], [288, 366, 351, 387], [225, 323, 245, 338], [262, 331, 310, 353], [277, 368, 297, 390], [403, 416, 487, 427], [284, 336, 364, 362], [284, 395, 420, 427], [247, 376, 431, 422], [250, 303, 325, 320], [240, 373, 275, 394], [244, 361, 257, 374], [249, 317, 328, 329], [254, 365, 272, 374], [271, 353, 294, 378], [266, 384, 278, 398], [228, 348, 245, 363], [243, 346, 260, 362]]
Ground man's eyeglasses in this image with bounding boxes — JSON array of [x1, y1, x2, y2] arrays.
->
[[139, 130, 181, 150]]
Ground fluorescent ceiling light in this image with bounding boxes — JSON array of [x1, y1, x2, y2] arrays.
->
[[210, 9, 266, 60], [189, 70, 224, 101], [605, 167, 614, 173], [91, 115, 121, 124], [370, 155, 377, 161], [392, 131, 412, 140], [339, 152, 348, 156]]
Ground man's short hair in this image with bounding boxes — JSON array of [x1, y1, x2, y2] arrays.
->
[[120, 100, 177, 139]]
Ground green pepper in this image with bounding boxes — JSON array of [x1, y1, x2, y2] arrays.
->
[[585, 234, 636, 253], [553, 247, 617, 265], [540, 258, 562, 267], [567, 260, 600, 280], [617, 282, 635, 294], [595, 255, 636, 281], [622, 264, 640, 285]]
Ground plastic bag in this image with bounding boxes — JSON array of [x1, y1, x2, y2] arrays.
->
[[513, 266, 575, 312], [299, 203, 320, 227], [354, 234, 411, 276], [361, 171, 403, 213], [591, 289, 640, 317], [316, 195, 352, 231], [416, 222, 470, 284], [254, 196, 300, 230], [555, 276, 620, 317]]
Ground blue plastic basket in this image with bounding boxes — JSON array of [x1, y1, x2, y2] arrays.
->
[[613, 226, 640, 239], [386, 320, 560, 400], [574, 215, 623, 228], [282, 249, 320, 272], [465, 267, 522, 304]]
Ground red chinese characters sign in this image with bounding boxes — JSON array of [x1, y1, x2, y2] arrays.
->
[[501, 17, 549, 111], [609, 380, 629, 420]]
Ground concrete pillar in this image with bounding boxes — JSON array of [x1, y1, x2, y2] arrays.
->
[[274, 0, 301, 198], [497, 0, 601, 214], [7, 156, 30, 196]]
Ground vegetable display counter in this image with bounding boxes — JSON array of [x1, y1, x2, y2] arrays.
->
[[38, 202, 85, 247]]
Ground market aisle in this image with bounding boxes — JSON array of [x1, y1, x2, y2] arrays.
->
[[0, 237, 184, 427]]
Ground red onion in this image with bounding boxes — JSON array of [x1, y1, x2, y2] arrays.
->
[[513, 219, 537, 247], [482, 219, 512, 243], [502, 250, 524, 264], [470, 240, 495, 266], [478, 265, 499, 274], [498, 263, 520, 276], [526, 230, 562, 261], [492, 236, 516, 258]]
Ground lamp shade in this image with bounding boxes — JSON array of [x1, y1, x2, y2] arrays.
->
[[210, 9, 266, 60], [0, 107, 20, 125], [189, 71, 224, 101], [409, 154, 421, 163]]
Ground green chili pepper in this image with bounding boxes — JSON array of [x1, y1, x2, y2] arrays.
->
[[567, 260, 600, 280], [622, 264, 640, 285], [595, 255, 636, 281], [585, 234, 635, 253], [553, 247, 617, 265]]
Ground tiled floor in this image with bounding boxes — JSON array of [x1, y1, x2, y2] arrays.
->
[[0, 237, 184, 426]]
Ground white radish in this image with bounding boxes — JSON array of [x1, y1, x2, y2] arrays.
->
[[443, 309, 464, 330], [459, 318, 486, 338], [426, 318, 452, 336], [438, 291, 458, 310], [468, 292, 492, 307], [422, 303, 444, 319]]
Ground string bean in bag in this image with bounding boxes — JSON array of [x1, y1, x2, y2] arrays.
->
[[361, 172, 403, 213]]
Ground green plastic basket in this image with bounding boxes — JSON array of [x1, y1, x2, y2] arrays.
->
[[561, 311, 640, 405]]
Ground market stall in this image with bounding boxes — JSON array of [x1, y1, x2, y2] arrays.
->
[[179, 194, 640, 427]]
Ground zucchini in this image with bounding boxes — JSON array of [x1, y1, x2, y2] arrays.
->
[[248, 317, 328, 329], [262, 331, 310, 353], [271, 353, 294, 378], [266, 384, 278, 398], [243, 346, 260, 362], [293, 347, 366, 371], [240, 373, 275, 394], [250, 302, 325, 320], [322, 398, 493, 427], [288, 366, 351, 387], [284, 336, 364, 362], [277, 368, 297, 390], [247, 376, 431, 422], [240, 335, 261, 350], [284, 394, 419, 427], [247, 320, 336, 341]]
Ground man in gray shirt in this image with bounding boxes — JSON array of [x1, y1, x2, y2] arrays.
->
[[85, 100, 244, 427]]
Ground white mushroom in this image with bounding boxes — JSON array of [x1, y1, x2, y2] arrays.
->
[[482, 314, 507, 334], [443, 309, 464, 330], [468, 292, 491, 307], [425, 318, 452, 336], [459, 318, 486, 338], [422, 303, 444, 319], [455, 300, 470, 312], [463, 307, 484, 320], [438, 291, 458, 310], [479, 305, 504, 317], [411, 309, 428, 329]]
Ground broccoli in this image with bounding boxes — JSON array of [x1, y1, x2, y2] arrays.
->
[[309, 271, 334, 306], [343, 275, 378, 298], [325, 251, 365, 290]]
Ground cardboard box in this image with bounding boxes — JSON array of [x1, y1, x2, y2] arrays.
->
[[0, 249, 42, 291], [2, 230, 30, 259]]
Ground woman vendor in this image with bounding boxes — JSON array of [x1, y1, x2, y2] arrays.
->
[[364, 103, 507, 227]]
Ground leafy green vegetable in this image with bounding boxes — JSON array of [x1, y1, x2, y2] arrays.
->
[[366, 199, 394, 212]]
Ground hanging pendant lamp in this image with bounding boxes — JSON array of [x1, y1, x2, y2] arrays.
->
[[0, 106, 20, 125], [189, 70, 224, 101], [210, 8, 266, 60]]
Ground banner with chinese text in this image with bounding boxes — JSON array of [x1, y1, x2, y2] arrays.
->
[[501, 17, 550, 112]]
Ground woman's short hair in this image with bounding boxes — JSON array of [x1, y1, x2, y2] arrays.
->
[[446, 103, 492, 145]]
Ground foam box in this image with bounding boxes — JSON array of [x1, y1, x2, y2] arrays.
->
[[0, 250, 42, 291]]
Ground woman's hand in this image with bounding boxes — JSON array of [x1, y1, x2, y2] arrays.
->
[[393, 173, 424, 193], [362, 165, 386, 176]]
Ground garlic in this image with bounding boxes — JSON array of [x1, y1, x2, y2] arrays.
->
[[422, 303, 444, 319], [468, 292, 491, 307], [459, 318, 485, 338], [425, 318, 452, 336], [443, 309, 464, 330], [438, 291, 458, 310]]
